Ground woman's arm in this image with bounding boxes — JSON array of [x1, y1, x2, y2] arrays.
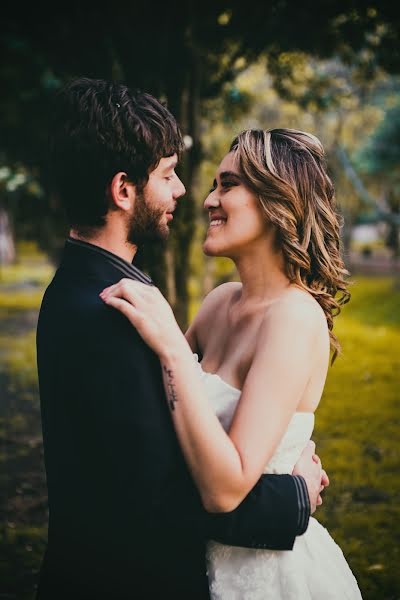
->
[[101, 280, 322, 513]]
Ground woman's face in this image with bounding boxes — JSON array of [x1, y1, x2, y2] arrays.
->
[[203, 152, 267, 258]]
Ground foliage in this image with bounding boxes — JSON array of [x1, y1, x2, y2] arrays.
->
[[352, 96, 400, 256], [1, 2, 400, 325], [355, 100, 400, 178], [189, 58, 400, 298]]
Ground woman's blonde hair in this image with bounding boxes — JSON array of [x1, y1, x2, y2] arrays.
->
[[230, 128, 350, 362]]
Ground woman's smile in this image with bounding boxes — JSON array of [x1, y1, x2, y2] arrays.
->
[[208, 217, 227, 228]]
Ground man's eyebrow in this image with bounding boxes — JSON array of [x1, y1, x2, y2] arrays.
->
[[163, 158, 178, 172], [220, 170, 241, 180]]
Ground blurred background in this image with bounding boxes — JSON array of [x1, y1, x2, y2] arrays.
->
[[0, 3, 399, 599]]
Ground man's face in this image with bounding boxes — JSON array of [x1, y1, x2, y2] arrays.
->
[[127, 154, 186, 245]]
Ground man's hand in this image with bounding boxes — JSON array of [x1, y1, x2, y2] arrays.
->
[[292, 440, 329, 514]]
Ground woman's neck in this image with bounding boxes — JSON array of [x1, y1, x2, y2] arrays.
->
[[233, 241, 291, 305]]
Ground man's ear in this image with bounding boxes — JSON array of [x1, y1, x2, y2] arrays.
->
[[109, 172, 136, 212]]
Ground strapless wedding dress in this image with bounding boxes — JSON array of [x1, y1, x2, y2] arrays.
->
[[193, 354, 362, 600]]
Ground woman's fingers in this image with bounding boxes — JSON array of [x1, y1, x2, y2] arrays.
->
[[321, 469, 329, 487], [101, 279, 148, 307], [100, 278, 180, 357], [316, 469, 330, 507], [103, 296, 141, 327]]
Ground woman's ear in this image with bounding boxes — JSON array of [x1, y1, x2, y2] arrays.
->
[[109, 172, 136, 212]]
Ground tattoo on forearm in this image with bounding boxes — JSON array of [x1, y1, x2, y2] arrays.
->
[[163, 365, 178, 411]]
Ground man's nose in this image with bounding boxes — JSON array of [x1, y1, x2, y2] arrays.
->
[[174, 176, 186, 199]]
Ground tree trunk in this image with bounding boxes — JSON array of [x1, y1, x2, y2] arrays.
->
[[135, 31, 201, 331], [172, 42, 201, 330], [0, 205, 16, 268]]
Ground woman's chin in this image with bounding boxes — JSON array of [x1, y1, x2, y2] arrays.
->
[[203, 241, 226, 257], [203, 240, 217, 256]]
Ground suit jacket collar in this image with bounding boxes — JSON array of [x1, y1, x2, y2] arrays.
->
[[61, 237, 153, 285]]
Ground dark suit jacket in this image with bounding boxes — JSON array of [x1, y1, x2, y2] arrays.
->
[[35, 238, 309, 599]]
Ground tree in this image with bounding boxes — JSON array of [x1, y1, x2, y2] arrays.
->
[[1, 1, 400, 325], [355, 102, 400, 258]]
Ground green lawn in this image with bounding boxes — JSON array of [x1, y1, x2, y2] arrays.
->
[[314, 276, 400, 599], [0, 256, 399, 599]]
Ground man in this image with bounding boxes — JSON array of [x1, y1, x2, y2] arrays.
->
[[36, 77, 326, 599]]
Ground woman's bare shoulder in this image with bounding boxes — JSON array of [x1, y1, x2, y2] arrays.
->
[[203, 281, 241, 306], [263, 286, 328, 338], [186, 282, 241, 347], [199, 281, 241, 323]]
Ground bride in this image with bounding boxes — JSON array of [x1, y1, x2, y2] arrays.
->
[[101, 128, 363, 599]]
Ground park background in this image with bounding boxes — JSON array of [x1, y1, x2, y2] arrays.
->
[[0, 3, 399, 599]]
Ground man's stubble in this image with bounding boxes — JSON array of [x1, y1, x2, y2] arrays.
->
[[126, 189, 169, 246]]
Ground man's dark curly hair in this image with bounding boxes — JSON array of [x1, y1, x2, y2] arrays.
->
[[47, 77, 184, 232]]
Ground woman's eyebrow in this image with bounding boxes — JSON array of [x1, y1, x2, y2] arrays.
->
[[220, 171, 242, 181]]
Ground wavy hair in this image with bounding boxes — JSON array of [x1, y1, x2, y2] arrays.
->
[[230, 128, 350, 362]]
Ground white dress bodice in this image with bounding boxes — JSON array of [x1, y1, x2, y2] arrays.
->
[[194, 353, 315, 474], [193, 354, 363, 600]]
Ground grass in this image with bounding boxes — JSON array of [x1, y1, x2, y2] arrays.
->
[[0, 246, 399, 599], [0, 245, 53, 600], [313, 275, 400, 599]]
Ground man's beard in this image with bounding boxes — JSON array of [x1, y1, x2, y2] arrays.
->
[[126, 190, 169, 246]]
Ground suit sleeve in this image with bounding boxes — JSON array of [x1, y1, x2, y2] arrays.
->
[[94, 305, 310, 551], [203, 474, 310, 550]]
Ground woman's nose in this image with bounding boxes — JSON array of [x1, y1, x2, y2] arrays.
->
[[204, 190, 220, 209]]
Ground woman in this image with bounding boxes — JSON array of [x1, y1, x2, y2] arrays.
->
[[101, 128, 362, 598]]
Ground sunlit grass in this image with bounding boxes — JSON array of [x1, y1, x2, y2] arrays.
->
[[313, 276, 399, 599], [0, 263, 53, 287], [0, 331, 38, 390], [0, 291, 46, 311], [0, 241, 54, 286], [0, 241, 54, 313], [0, 247, 48, 598]]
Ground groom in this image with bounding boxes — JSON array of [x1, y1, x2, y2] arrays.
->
[[36, 77, 326, 599]]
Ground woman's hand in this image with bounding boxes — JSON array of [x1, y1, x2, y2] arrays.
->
[[100, 279, 186, 358]]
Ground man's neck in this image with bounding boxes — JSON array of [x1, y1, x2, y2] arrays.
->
[[69, 229, 137, 264]]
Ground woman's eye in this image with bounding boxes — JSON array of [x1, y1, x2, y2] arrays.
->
[[209, 181, 236, 194], [221, 181, 235, 189]]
